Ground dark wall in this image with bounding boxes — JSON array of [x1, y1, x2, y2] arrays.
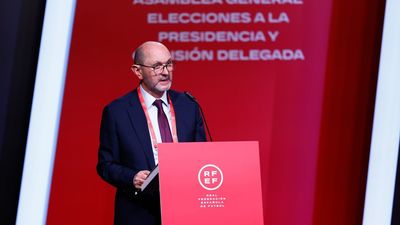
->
[[392, 141, 400, 225], [0, 0, 46, 224]]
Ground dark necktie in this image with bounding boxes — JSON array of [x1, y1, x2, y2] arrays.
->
[[153, 99, 173, 143]]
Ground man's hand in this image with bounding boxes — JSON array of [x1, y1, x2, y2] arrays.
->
[[133, 170, 150, 189]]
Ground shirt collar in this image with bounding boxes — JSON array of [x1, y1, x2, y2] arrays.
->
[[140, 84, 169, 109]]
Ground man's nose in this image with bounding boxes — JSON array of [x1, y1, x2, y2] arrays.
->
[[160, 66, 170, 75]]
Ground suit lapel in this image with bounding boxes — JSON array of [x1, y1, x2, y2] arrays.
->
[[126, 90, 156, 168], [169, 91, 185, 141]]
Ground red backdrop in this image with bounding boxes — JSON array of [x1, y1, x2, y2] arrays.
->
[[46, 0, 385, 225]]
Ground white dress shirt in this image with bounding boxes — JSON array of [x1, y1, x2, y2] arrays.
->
[[140, 85, 172, 165]]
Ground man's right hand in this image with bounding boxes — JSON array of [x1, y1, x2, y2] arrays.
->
[[133, 170, 150, 189]]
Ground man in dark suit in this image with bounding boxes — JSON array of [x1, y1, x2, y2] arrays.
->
[[97, 41, 206, 225]]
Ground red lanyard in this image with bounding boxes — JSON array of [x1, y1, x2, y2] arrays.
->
[[137, 87, 178, 149]]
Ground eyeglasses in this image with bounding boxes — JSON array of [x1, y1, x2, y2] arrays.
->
[[135, 61, 175, 75]]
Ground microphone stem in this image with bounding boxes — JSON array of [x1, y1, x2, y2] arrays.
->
[[184, 91, 213, 142], [198, 103, 213, 142]]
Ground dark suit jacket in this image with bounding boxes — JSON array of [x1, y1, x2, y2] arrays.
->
[[97, 89, 206, 225]]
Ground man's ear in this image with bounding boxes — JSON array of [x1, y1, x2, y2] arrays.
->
[[131, 65, 143, 80]]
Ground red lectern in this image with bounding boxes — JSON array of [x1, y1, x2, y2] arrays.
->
[[157, 141, 264, 225]]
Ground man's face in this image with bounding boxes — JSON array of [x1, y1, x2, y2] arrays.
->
[[135, 43, 173, 98]]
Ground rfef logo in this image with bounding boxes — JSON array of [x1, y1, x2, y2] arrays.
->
[[198, 164, 223, 191]]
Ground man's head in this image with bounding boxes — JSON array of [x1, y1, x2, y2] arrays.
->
[[131, 41, 174, 98]]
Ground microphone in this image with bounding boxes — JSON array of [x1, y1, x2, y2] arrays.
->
[[184, 91, 213, 142]]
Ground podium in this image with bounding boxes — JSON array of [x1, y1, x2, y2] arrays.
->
[[157, 141, 264, 225]]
